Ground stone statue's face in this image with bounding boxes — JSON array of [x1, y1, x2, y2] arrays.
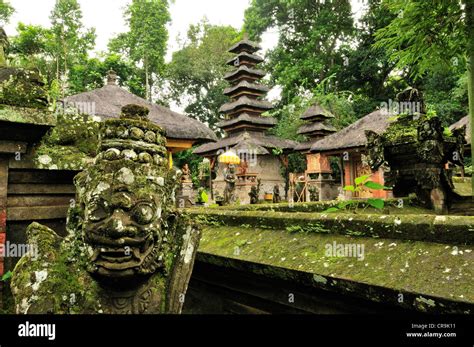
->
[[82, 178, 164, 279]]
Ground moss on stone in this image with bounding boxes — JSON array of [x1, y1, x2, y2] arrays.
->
[[11, 222, 102, 314], [189, 209, 474, 245], [33, 112, 100, 170], [382, 113, 455, 146], [0, 104, 56, 126], [198, 225, 474, 311], [203, 197, 427, 214]]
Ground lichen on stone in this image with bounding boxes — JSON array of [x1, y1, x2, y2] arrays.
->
[[33, 111, 100, 170]]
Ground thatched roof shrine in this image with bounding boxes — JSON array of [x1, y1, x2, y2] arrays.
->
[[310, 109, 392, 153], [64, 72, 217, 148]]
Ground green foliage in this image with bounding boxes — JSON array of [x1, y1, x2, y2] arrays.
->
[[312, 91, 357, 130], [198, 189, 209, 204], [110, 0, 171, 101], [374, 0, 465, 79], [244, 0, 354, 101], [166, 20, 240, 133], [355, 175, 371, 186], [268, 95, 306, 141], [0, 0, 14, 25], [421, 69, 468, 126], [364, 181, 388, 190], [337, 0, 403, 116], [324, 175, 389, 213], [9, 23, 57, 87], [367, 198, 384, 210], [50, 0, 96, 93], [1, 271, 12, 282], [8, 1, 96, 97], [174, 148, 208, 188], [271, 147, 283, 156], [373, 0, 471, 147], [67, 53, 145, 96]]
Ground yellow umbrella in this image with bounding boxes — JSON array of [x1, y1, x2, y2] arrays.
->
[[218, 150, 240, 165]]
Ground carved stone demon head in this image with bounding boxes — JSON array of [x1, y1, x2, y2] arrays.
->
[[72, 104, 178, 280]]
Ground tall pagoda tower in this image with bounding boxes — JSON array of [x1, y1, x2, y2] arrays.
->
[[194, 36, 296, 204]]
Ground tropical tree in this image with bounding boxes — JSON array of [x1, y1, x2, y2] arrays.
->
[[0, 0, 14, 26], [109, 0, 170, 102], [166, 20, 240, 133], [374, 0, 474, 191], [49, 0, 96, 96], [336, 0, 405, 116], [244, 0, 354, 102]]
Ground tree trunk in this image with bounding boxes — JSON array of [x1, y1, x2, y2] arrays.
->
[[144, 55, 151, 102], [465, 0, 474, 195]]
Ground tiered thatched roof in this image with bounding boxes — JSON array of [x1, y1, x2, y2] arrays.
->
[[295, 103, 337, 152], [193, 131, 295, 156], [301, 104, 335, 120]]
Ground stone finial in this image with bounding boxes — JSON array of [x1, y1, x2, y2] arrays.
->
[[121, 104, 150, 119], [106, 69, 118, 85]]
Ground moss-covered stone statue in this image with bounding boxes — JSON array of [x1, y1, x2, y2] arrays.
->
[[11, 104, 201, 314], [365, 88, 466, 213], [0, 26, 48, 109]]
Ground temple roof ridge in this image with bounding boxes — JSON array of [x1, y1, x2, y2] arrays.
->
[[224, 65, 266, 81], [219, 96, 273, 114], [223, 80, 269, 96], [301, 103, 335, 120], [228, 38, 262, 54]]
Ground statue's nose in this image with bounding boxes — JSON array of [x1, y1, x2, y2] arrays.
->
[[105, 210, 131, 238]]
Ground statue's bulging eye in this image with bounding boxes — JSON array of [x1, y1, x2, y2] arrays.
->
[[88, 200, 109, 222], [132, 203, 155, 225]]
